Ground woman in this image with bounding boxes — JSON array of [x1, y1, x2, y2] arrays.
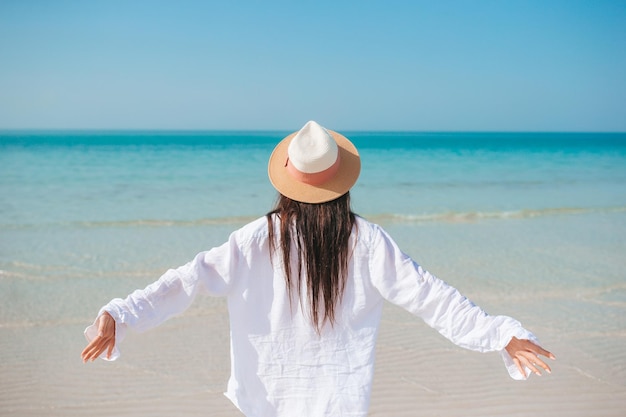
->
[[82, 121, 555, 417]]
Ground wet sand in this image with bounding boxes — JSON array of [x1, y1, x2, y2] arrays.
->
[[2, 214, 625, 416]]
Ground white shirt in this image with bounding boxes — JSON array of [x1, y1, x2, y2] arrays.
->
[[85, 215, 537, 417]]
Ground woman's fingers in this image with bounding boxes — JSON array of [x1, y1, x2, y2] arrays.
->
[[522, 339, 556, 361], [82, 334, 114, 362], [524, 352, 551, 374], [83, 336, 107, 361], [505, 337, 556, 378], [81, 337, 105, 362], [532, 344, 556, 361], [517, 352, 543, 376], [81, 338, 98, 361], [512, 356, 525, 377], [513, 349, 553, 377], [82, 312, 116, 363]]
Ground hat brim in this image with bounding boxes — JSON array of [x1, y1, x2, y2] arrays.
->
[[268, 129, 361, 204]]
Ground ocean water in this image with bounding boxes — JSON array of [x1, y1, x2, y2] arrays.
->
[[1, 131, 626, 416], [2, 131, 624, 284]]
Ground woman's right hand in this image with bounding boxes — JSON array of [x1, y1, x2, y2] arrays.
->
[[81, 311, 116, 362], [505, 336, 556, 377]]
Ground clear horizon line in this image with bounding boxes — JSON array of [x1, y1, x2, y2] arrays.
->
[[1, 127, 625, 134]]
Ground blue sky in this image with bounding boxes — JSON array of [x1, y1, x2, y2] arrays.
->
[[0, 0, 624, 131]]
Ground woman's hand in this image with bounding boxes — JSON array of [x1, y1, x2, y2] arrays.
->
[[81, 311, 116, 363], [505, 336, 556, 377]]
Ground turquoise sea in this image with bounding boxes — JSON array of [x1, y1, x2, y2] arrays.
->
[[1, 131, 625, 416]]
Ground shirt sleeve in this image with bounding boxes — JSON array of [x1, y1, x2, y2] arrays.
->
[[368, 224, 538, 380], [84, 231, 242, 361]]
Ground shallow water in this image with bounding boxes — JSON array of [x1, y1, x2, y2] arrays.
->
[[1, 131, 625, 415]]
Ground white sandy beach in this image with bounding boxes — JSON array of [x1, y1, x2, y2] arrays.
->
[[2, 300, 623, 417], [2, 213, 625, 416]]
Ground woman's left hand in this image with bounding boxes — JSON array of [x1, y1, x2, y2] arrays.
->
[[505, 336, 556, 377], [81, 311, 116, 362]]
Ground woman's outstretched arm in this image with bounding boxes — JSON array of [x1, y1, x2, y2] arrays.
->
[[368, 223, 555, 379], [81, 229, 244, 362]]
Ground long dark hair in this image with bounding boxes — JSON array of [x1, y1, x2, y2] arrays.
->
[[266, 192, 356, 333]]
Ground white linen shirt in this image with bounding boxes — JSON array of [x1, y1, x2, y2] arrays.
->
[[85, 215, 537, 417]]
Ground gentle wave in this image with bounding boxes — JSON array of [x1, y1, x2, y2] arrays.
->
[[75, 216, 258, 228], [367, 206, 626, 224], [0, 216, 259, 230], [0, 265, 158, 281], [1, 206, 625, 230]]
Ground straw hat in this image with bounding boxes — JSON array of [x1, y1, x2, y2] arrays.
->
[[268, 121, 361, 204]]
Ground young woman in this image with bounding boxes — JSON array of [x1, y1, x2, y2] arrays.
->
[[82, 121, 554, 417]]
